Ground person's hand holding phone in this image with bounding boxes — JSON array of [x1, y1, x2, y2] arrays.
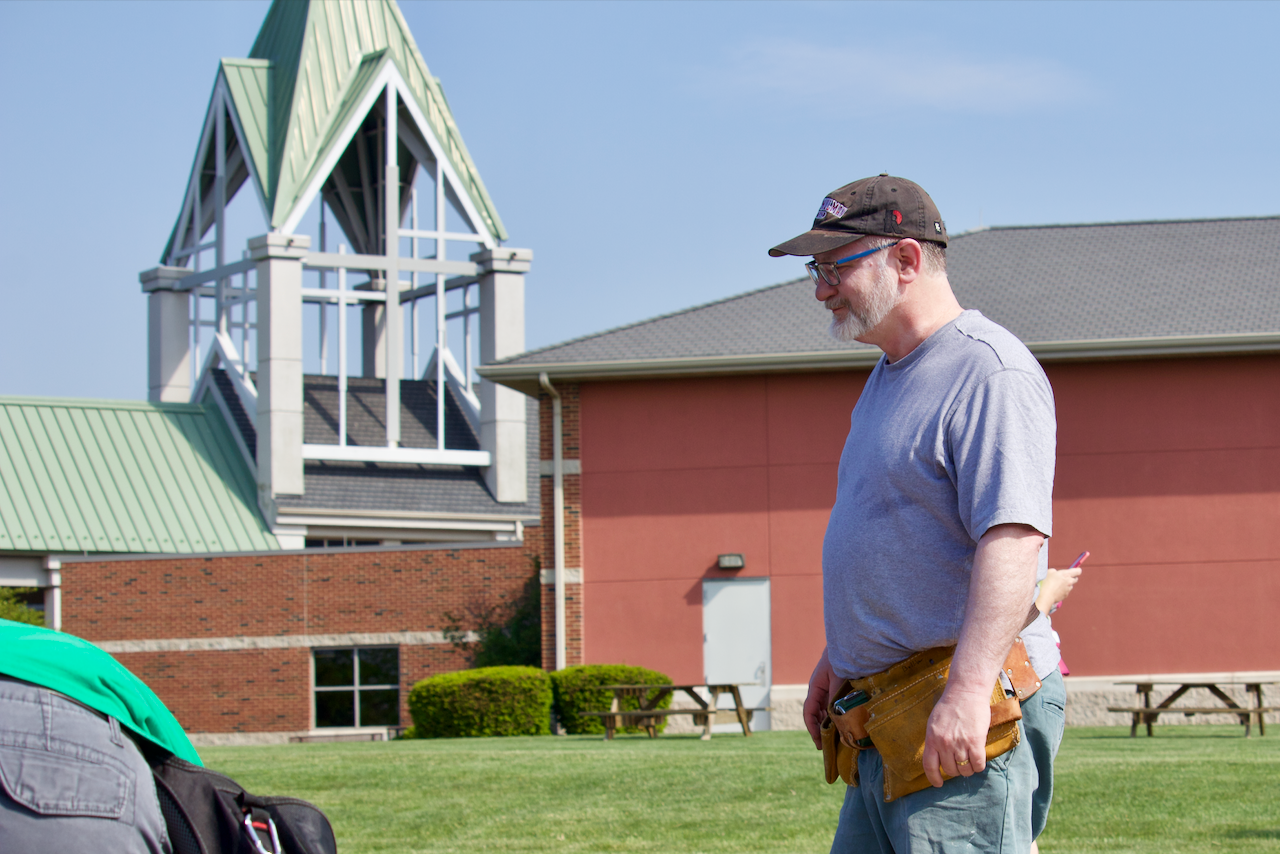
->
[[1037, 551, 1088, 614]]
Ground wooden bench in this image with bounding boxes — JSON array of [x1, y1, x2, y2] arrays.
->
[[1107, 682, 1276, 737], [582, 683, 757, 740], [579, 707, 756, 739]]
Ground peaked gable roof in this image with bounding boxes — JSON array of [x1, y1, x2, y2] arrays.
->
[[0, 398, 278, 555], [219, 58, 272, 201], [164, 0, 504, 263], [480, 216, 1280, 393], [245, 0, 504, 236]]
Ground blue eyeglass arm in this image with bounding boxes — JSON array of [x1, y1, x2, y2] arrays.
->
[[830, 240, 901, 265], [804, 240, 902, 273]]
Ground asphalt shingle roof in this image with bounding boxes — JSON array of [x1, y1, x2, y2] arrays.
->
[[484, 217, 1280, 387], [948, 217, 1280, 341], [209, 374, 540, 519], [277, 393, 540, 518], [301, 376, 479, 450]]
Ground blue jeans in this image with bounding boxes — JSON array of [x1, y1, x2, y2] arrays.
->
[[831, 672, 1066, 854], [0, 676, 170, 854], [1020, 669, 1066, 839], [831, 734, 1033, 854]]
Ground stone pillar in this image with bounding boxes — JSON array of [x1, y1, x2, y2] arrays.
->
[[140, 266, 193, 403], [250, 233, 310, 501], [476, 247, 532, 503]]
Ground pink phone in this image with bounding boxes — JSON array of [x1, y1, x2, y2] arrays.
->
[[1052, 551, 1089, 614]]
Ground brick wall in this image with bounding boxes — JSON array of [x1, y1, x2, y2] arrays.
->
[[399, 643, 471, 725], [63, 543, 541, 640], [60, 538, 542, 733], [539, 383, 584, 668], [539, 383, 581, 461], [115, 648, 311, 733], [540, 581, 583, 670]]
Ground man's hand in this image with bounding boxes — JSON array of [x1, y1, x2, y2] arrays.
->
[[922, 686, 992, 785], [920, 523, 1044, 786], [803, 647, 842, 749]]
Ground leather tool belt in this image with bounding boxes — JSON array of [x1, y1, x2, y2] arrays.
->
[[820, 635, 1042, 802]]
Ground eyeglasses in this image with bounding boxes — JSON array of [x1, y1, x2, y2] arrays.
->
[[805, 241, 900, 287]]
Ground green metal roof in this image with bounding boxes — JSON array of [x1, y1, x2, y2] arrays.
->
[[220, 58, 272, 196], [0, 398, 278, 555], [229, 0, 505, 238]]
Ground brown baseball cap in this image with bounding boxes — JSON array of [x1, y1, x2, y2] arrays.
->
[[768, 173, 948, 257]]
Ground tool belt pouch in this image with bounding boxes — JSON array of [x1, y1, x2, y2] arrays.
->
[[820, 684, 869, 787], [832, 638, 1037, 803], [820, 715, 857, 786]]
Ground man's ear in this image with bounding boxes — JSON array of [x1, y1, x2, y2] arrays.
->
[[892, 239, 924, 283]]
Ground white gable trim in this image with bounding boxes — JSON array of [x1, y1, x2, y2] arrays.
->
[[277, 61, 498, 249], [167, 77, 270, 265], [390, 66, 498, 249]]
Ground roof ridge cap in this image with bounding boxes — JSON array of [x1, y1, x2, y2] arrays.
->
[[954, 214, 1280, 237], [0, 396, 207, 412]]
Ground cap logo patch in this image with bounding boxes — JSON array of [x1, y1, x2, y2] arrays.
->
[[892, 210, 903, 224], [815, 197, 848, 222], [935, 221, 942, 234]]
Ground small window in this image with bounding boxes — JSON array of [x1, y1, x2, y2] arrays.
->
[[305, 538, 381, 549], [313, 647, 400, 728]]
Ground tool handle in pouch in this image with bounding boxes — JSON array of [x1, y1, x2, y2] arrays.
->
[[831, 689, 873, 748]]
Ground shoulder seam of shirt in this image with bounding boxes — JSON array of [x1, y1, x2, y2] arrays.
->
[[942, 364, 1046, 429], [953, 319, 1018, 370]]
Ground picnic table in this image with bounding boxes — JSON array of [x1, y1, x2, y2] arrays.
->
[[580, 683, 756, 740], [1108, 681, 1276, 737]]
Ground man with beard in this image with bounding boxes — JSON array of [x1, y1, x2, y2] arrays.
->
[[769, 175, 1064, 853]]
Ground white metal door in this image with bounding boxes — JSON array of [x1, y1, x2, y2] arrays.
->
[[702, 577, 771, 731]]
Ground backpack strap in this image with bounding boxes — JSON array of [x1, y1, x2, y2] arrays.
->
[[149, 753, 337, 854]]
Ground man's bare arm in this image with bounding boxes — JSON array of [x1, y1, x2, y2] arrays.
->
[[921, 523, 1043, 786]]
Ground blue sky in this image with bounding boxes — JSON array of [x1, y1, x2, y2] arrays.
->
[[2, 1, 1277, 400]]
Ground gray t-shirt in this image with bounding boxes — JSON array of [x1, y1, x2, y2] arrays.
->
[[823, 310, 1059, 680]]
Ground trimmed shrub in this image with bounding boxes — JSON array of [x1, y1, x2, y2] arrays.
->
[[408, 666, 551, 738], [550, 665, 673, 735]]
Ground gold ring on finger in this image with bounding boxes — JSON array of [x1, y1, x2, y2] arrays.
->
[[957, 758, 970, 766]]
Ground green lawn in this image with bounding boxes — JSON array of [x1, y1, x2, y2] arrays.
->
[[201, 727, 1280, 854], [1043, 727, 1280, 853]]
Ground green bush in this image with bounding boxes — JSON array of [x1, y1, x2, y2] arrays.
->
[[407, 666, 551, 738], [550, 664, 673, 735], [0, 588, 44, 626]]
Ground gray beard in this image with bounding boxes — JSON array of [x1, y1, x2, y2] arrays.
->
[[827, 264, 898, 343]]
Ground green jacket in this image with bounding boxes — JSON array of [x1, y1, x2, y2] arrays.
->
[[0, 618, 201, 765]]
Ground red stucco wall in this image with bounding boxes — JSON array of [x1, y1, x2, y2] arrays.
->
[[1046, 357, 1280, 675], [579, 373, 862, 684], [575, 356, 1280, 681]]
